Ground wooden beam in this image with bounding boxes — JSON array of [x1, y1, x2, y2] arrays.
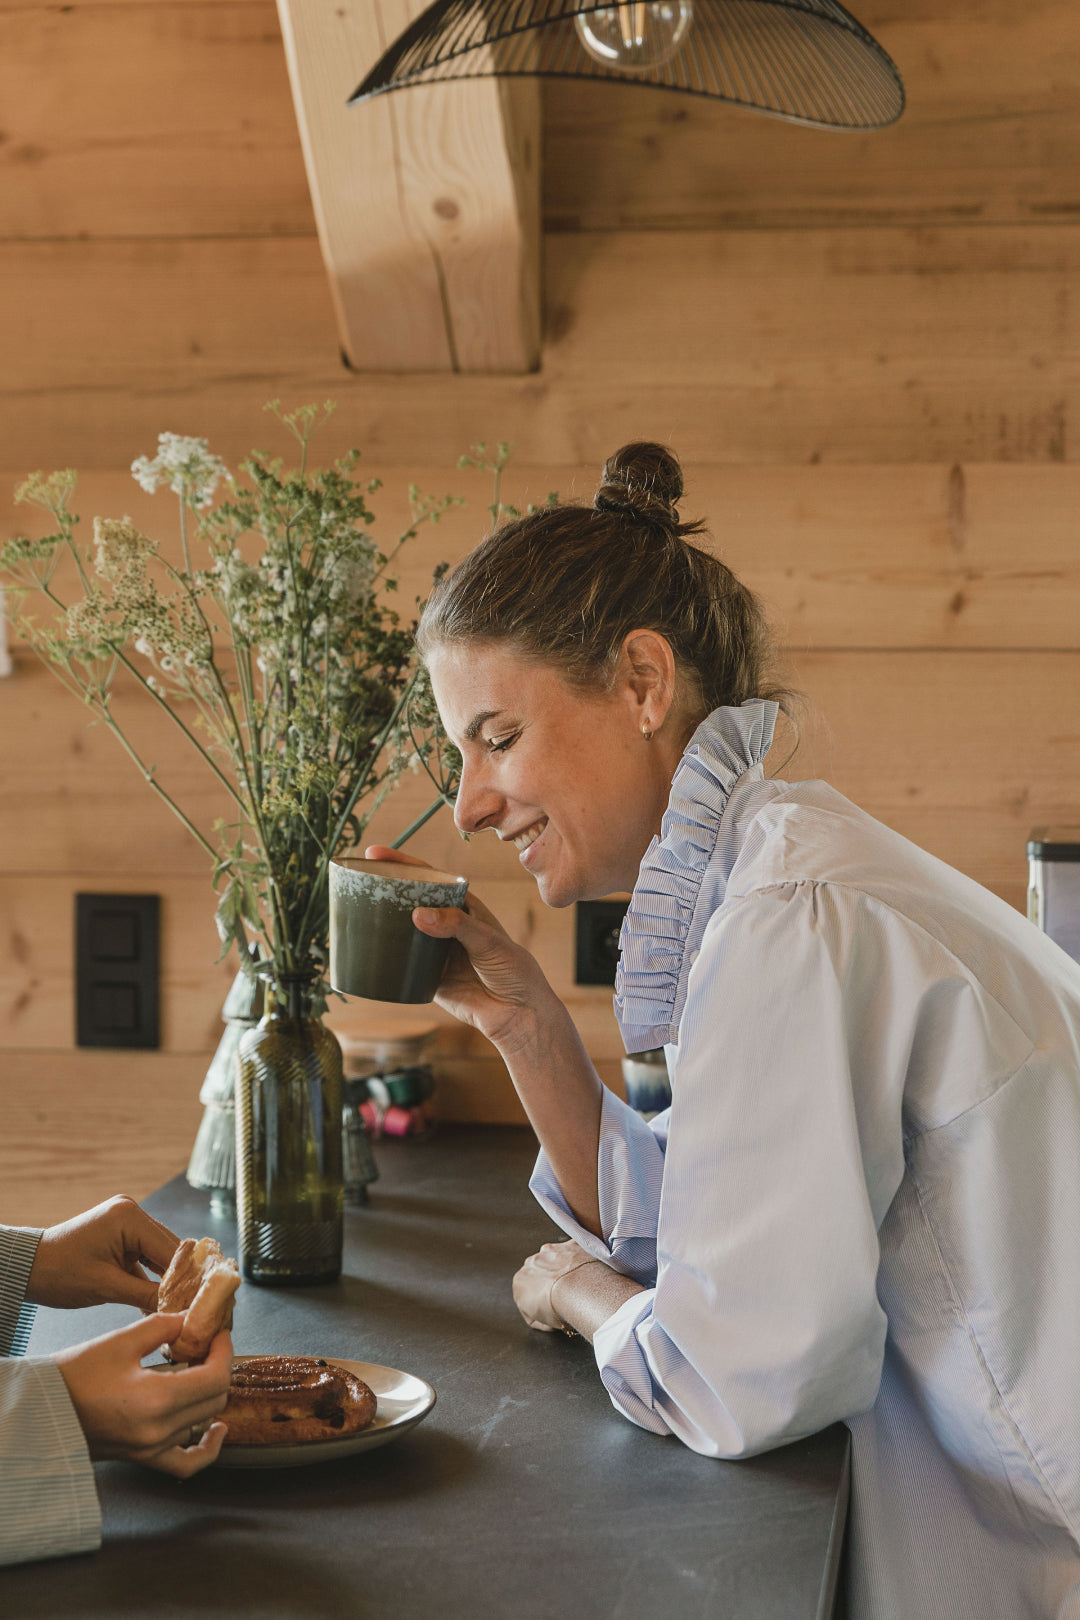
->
[[274, 0, 540, 373]]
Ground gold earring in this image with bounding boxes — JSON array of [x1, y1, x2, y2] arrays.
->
[[642, 723, 653, 742]]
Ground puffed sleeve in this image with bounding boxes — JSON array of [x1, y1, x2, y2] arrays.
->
[[530, 1087, 669, 1284], [0, 1226, 102, 1565], [591, 881, 913, 1457]]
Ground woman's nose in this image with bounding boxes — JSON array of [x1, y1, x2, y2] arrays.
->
[[454, 760, 503, 834]]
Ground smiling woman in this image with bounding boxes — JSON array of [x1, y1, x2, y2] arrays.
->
[[362, 438, 1080, 1620], [424, 639, 683, 907], [417, 440, 793, 910]]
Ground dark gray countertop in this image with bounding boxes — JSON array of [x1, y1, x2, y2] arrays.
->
[[7, 1125, 848, 1620]]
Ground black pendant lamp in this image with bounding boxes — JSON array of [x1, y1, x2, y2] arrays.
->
[[349, 0, 904, 132]]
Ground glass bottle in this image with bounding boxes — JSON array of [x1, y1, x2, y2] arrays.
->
[[236, 975, 344, 1286]]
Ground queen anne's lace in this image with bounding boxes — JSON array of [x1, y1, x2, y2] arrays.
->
[[131, 433, 227, 510]]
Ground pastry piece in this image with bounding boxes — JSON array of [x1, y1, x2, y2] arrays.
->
[[222, 1355, 377, 1445], [157, 1236, 240, 1363]]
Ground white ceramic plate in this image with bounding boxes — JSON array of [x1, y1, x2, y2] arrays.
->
[[214, 1357, 436, 1470]]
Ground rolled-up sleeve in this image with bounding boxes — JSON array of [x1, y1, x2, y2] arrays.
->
[[530, 1086, 669, 1284], [586, 883, 911, 1458], [0, 1225, 101, 1565]]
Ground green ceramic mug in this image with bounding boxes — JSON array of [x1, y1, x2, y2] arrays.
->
[[328, 858, 469, 1003]]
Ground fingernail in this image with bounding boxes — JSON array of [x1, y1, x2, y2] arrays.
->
[[414, 908, 437, 926]]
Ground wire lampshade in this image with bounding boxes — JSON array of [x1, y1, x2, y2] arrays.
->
[[349, 0, 905, 131]]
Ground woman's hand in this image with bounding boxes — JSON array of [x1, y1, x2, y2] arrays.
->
[[27, 1195, 179, 1313], [512, 1240, 597, 1332], [364, 845, 560, 1051], [367, 846, 606, 1236], [53, 1314, 232, 1478], [513, 1239, 646, 1341]]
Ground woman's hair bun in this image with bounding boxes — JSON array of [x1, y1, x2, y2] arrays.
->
[[594, 441, 684, 532]]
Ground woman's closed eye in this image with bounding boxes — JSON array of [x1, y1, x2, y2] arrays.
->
[[488, 731, 521, 754]]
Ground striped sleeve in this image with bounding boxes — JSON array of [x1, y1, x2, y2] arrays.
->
[[530, 1085, 669, 1285], [0, 1358, 102, 1565], [0, 1226, 41, 1357], [0, 1224, 102, 1565]]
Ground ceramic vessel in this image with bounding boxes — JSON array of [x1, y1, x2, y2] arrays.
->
[[329, 858, 468, 1003]]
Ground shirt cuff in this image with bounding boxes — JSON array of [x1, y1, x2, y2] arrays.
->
[[0, 1227, 42, 1357], [592, 1287, 672, 1437], [529, 1087, 667, 1283], [0, 1357, 101, 1566]]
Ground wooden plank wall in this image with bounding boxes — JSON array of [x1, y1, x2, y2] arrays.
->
[[2, 0, 1079, 1223]]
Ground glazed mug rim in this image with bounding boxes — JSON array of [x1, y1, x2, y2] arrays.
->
[[330, 857, 468, 888]]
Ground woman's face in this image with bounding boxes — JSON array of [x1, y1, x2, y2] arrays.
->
[[427, 640, 680, 908]]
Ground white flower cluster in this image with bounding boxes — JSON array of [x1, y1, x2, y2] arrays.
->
[[131, 433, 227, 510]]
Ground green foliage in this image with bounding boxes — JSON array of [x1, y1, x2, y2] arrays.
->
[[457, 442, 559, 526], [1, 409, 470, 1008]]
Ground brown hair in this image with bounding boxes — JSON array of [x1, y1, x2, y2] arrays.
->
[[417, 441, 791, 723]]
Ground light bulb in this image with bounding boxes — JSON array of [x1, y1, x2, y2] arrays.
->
[[574, 2, 693, 73]]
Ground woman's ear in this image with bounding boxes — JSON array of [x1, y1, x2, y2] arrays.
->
[[619, 629, 677, 732]]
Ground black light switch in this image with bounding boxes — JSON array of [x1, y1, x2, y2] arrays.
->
[[574, 898, 631, 987], [89, 908, 139, 961], [76, 894, 160, 1048]]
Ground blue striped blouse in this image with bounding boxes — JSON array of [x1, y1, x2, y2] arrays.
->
[[532, 701, 1080, 1619]]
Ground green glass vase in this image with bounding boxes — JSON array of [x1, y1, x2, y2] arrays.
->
[[236, 983, 344, 1286]]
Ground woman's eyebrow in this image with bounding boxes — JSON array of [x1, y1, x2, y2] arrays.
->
[[464, 708, 502, 741]]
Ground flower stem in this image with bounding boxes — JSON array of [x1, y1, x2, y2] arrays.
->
[[391, 795, 448, 848], [95, 704, 218, 859], [178, 495, 193, 576]]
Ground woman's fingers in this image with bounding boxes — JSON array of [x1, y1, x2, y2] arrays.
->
[[363, 843, 432, 869], [122, 1203, 182, 1280], [105, 1263, 163, 1314], [413, 902, 504, 952], [149, 1362, 233, 1429], [128, 1311, 188, 1357], [159, 1325, 234, 1388], [148, 1330, 233, 1421], [150, 1383, 230, 1449], [512, 1241, 593, 1332], [54, 1317, 232, 1465], [144, 1421, 228, 1478], [462, 892, 505, 930], [27, 1195, 180, 1311], [414, 906, 524, 1001]]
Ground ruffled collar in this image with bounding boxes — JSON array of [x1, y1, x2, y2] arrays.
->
[[614, 699, 778, 1054]]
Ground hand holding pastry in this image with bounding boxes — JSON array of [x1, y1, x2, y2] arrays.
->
[[26, 1194, 179, 1314], [53, 1313, 233, 1478], [156, 1237, 241, 1364]]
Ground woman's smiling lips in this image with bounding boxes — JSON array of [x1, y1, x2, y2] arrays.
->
[[503, 817, 548, 861]]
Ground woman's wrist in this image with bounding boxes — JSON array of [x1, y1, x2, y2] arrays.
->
[[485, 982, 573, 1064], [549, 1258, 604, 1334], [549, 1258, 646, 1344]]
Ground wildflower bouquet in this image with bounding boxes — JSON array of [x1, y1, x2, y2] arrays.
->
[[1, 404, 460, 1007]]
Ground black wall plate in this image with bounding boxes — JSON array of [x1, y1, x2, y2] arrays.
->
[[574, 898, 630, 987], [75, 893, 160, 1049]]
